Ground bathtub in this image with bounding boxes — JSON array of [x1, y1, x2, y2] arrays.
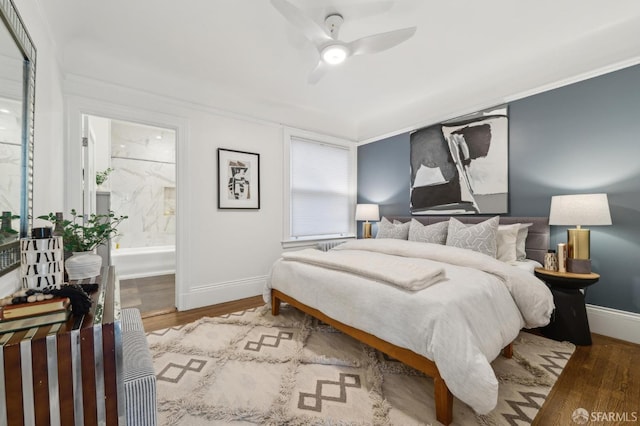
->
[[111, 245, 175, 279]]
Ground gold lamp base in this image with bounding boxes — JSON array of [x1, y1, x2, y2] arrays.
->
[[362, 222, 372, 239], [567, 228, 590, 259], [567, 227, 591, 273]]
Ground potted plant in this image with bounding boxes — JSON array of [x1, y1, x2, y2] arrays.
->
[[0, 211, 19, 244], [38, 209, 127, 279], [96, 168, 113, 189]]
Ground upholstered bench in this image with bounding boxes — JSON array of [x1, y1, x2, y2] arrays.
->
[[121, 308, 157, 426]]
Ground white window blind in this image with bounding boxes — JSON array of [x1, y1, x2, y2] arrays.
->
[[290, 137, 350, 238]]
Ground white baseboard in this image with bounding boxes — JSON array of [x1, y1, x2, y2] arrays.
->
[[586, 304, 640, 344], [179, 275, 266, 311]]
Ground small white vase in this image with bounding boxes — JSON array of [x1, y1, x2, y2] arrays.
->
[[65, 251, 102, 280]]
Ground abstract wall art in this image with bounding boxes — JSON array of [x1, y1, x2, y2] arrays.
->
[[410, 106, 509, 215], [217, 148, 261, 209]]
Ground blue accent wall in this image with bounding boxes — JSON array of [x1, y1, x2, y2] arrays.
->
[[357, 133, 410, 238], [357, 64, 640, 314]]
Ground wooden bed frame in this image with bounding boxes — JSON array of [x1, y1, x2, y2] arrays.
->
[[272, 289, 512, 425], [270, 216, 549, 424]]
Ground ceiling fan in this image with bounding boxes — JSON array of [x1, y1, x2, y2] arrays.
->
[[271, 0, 417, 84]]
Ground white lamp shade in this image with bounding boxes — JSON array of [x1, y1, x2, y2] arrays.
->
[[549, 193, 612, 226], [355, 204, 380, 222]]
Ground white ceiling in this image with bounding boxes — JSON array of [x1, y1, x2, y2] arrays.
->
[[36, 0, 640, 141]]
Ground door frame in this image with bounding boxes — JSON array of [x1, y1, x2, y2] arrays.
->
[[65, 95, 188, 310]]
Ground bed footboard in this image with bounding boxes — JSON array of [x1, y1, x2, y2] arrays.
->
[[270, 289, 454, 425]]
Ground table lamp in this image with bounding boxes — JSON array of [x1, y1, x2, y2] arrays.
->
[[355, 204, 380, 238], [549, 193, 612, 273]]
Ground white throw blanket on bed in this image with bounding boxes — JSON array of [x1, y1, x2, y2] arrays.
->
[[332, 239, 552, 328], [281, 248, 446, 291], [265, 238, 554, 415]]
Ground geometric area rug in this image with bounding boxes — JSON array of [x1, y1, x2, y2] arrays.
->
[[146, 304, 575, 425]]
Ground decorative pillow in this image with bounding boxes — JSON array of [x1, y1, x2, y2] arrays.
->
[[408, 219, 448, 244], [496, 224, 520, 263], [515, 223, 533, 261], [445, 216, 500, 257], [376, 217, 410, 239]]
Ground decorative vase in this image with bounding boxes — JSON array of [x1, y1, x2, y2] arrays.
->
[[544, 250, 558, 271], [557, 243, 567, 273], [65, 251, 102, 280], [20, 236, 64, 290]]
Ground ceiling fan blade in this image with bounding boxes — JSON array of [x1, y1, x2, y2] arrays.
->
[[348, 26, 417, 56], [308, 60, 329, 84], [271, 0, 332, 45]]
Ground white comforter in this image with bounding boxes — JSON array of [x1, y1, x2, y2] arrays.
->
[[264, 239, 554, 414]]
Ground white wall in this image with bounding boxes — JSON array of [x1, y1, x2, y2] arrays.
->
[[63, 76, 289, 310], [0, 0, 64, 295], [89, 115, 111, 184], [14, 0, 65, 214], [4, 0, 344, 307]]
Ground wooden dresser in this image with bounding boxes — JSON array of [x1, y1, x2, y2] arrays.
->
[[0, 266, 124, 425]]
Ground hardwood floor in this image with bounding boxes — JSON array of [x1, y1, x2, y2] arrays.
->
[[142, 295, 263, 332], [533, 333, 640, 425], [120, 274, 176, 317], [142, 297, 640, 424]]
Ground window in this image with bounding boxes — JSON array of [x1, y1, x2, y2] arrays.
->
[[284, 129, 356, 243]]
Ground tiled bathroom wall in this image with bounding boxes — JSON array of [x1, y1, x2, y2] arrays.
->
[[108, 120, 176, 249]]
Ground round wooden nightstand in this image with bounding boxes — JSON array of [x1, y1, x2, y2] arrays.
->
[[534, 268, 600, 345]]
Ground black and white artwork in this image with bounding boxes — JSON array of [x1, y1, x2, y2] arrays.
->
[[217, 148, 260, 209], [410, 106, 508, 215]]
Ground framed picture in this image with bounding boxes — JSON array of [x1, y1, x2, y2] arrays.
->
[[217, 148, 260, 209], [410, 105, 509, 215]]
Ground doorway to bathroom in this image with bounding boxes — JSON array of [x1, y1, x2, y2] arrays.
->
[[83, 114, 176, 316]]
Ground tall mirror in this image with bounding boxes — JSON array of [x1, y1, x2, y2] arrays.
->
[[0, 0, 36, 277]]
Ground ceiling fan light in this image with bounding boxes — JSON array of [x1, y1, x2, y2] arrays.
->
[[321, 44, 349, 65]]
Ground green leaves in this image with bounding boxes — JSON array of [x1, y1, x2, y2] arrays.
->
[[0, 212, 19, 243], [96, 168, 113, 186], [37, 209, 128, 252]]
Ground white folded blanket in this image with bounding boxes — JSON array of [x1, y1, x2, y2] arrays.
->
[[281, 248, 446, 291]]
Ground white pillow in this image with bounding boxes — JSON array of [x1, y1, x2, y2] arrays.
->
[[445, 216, 500, 257], [516, 223, 533, 261], [376, 217, 410, 239], [497, 224, 520, 263], [408, 219, 448, 244]]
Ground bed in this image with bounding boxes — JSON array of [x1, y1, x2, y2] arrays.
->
[[264, 216, 554, 425]]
